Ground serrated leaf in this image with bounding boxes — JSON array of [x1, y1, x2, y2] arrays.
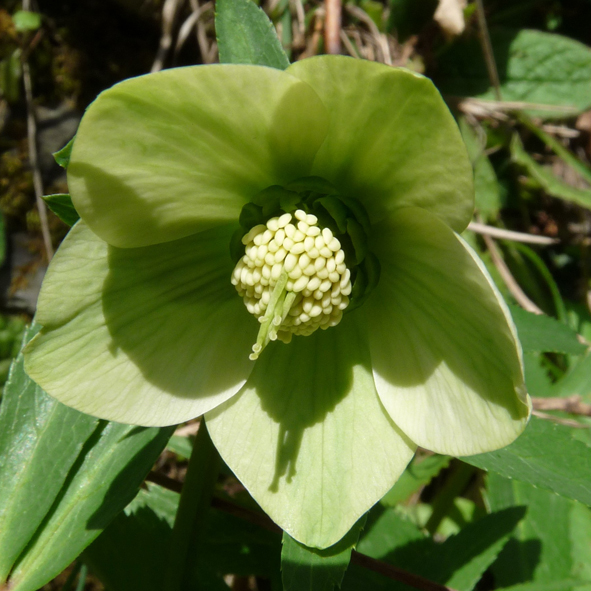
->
[[216, 0, 289, 69], [436, 29, 591, 117], [53, 137, 75, 169], [511, 134, 591, 210], [6, 419, 174, 591], [463, 417, 591, 508], [509, 305, 588, 355], [282, 518, 365, 591], [0, 325, 99, 585], [345, 507, 523, 591], [381, 454, 451, 507], [43, 194, 80, 227], [12, 10, 41, 32]]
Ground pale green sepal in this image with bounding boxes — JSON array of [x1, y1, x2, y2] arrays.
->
[[367, 207, 530, 457], [24, 222, 257, 426], [287, 56, 474, 233], [68, 65, 328, 248], [206, 315, 416, 549]]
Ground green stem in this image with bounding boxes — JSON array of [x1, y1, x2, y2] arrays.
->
[[424, 462, 475, 535], [164, 423, 221, 591]]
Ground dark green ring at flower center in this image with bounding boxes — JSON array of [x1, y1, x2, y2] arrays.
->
[[231, 176, 380, 312]]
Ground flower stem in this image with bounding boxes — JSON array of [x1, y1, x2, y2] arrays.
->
[[164, 422, 220, 591]]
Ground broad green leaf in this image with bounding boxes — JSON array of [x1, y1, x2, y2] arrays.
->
[[166, 434, 194, 460], [12, 10, 41, 32], [8, 421, 174, 591], [436, 29, 591, 117], [552, 353, 591, 399], [381, 454, 451, 507], [43, 194, 80, 226], [459, 118, 503, 221], [500, 582, 591, 591], [511, 134, 591, 210], [487, 474, 575, 587], [570, 502, 591, 591], [522, 353, 554, 398], [282, 518, 365, 591], [0, 325, 99, 584], [216, 0, 289, 69], [344, 506, 524, 591], [464, 417, 591, 507], [53, 137, 75, 169], [509, 305, 588, 355]]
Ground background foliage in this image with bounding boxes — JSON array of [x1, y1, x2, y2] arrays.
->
[[1, 0, 591, 590]]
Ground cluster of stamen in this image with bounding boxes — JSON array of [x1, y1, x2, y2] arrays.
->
[[231, 209, 352, 359]]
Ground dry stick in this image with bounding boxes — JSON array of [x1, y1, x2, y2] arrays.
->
[[479, 230, 544, 315], [474, 0, 501, 101], [467, 222, 559, 245], [532, 410, 590, 429], [145, 471, 458, 591], [152, 0, 184, 72], [456, 97, 579, 117], [532, 395, 591, 417], [345, 4, 391, 65], [21, 27, 53, 260], [340, 30, 361, 58], [325, 0, 342, 55]]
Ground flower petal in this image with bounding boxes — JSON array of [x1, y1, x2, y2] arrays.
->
[[69, 65, 329, 248], [366, 207, 530, 456], [206, 315, 416, 549], [24, 222, 257, 426], [287, 56, 473, 232]]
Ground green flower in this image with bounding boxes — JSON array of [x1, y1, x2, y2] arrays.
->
[[24, 56, 531, 549]]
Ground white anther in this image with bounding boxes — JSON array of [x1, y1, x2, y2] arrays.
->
[[306, 214, 318, 225], [299, 253, 311, 269], [297, 221, 309, 234], [303, 264, 316, 277], [242, 224, 266, 245], [310, 304, 323, 318], [294, 229, 306, 242], [268, 239, 279, 254], [267, 217, 279, 232], [262, 265, 271, 279], [264, 253, 275, 266], [293, 276, 309, 292], [295, 209, 307, 221], [272, 263, 283, 281], [314, 289, 324, 300], [275, 229, 285, 245], [283, 237, 294, 251], [304, 236, 315, 251], [328, 237, 341, 252], [326, 258, 336, 273], [341, 283, 352, 296], [303, 289, 312, 298], [288, 265, 303, 280], [307, 226, 321, 237], [290, 242, 305, 255], [285, 223, 296, 238], [307, 277, 321, 291], [303, 299, 313, 314], [320, 247, 332, 258], [322, 227, 333, 243], [274, 247, 287, 263], [314, 257, 326, 271], [335, 250, 345, 264], [284, 253, 298, 273], [278, 213, 292, 228], [307, 248, 320, 259], [329, 271, 340, 283], [317, 268, 329, 280], [261, 229, 273, 244], [257, 245, 267, 261], [320, 279, 332, 292], [340, 269, 351, 289], [314, 235, 325, 250], [336, 262, 347, 274]]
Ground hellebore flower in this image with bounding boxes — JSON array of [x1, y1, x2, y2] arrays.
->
[[24, 56, 531, 549]]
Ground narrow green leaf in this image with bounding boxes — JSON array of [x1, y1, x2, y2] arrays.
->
[[216, 0, 289, 69], [511, 134, 591, 210], [509, 305, 588, 355], [53, 137, 75, 169], [381, 454, 451, 507], [282, 518, 366, 591], [43, 194, 80, 227], [500, 582, 591, 591], [0, 50, 22, 103], [7, 419, 174, 591], [518, 115, 591, 186], [0, 325, 99, 584], [12, 10, 41, 32], [464, 417, 591, 507]]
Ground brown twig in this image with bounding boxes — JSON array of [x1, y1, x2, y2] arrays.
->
[[467, 222, 559, 245], [474, 0, 501, 101], [532, 410, 590, 428], [345, 4, 391, 64], [152, 0, 184, 72], [145, 471, 458, 591], [532, 395, 591, 417], [325, 0, 342, 54], [22, 0, 53, 261], [479, 229, 544, 315]]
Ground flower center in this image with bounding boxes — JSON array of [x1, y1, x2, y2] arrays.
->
[[230, 177, 380, 361], [232, 209, 352, 360]]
